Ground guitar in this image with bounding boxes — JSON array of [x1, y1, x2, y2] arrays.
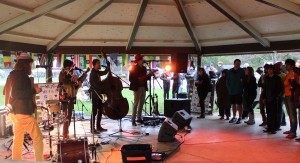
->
[[64, 68, 90, 99]]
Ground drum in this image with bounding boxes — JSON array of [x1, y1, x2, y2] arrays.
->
[[46, 100, 60, 113]]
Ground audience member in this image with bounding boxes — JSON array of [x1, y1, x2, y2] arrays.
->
[[226, 59, 245, 124], [216, 69, 231, 120]]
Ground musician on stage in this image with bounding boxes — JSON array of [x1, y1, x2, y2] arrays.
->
[[59, 59, 87, 139], [129, 54, 153, 126], [5, 53, 44, 161], [89, 58, 110, 134]]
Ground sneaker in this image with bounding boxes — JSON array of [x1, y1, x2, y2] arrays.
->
[[226, 117, 230, 120], [283, 131, 290, 134], [259, 122, 267, 126], [229, 117, 237, 123], [295, 137, 300, 141], [236, 118, 242, 124], [286, 133, 296, 139], [219, 116, 224, 120]]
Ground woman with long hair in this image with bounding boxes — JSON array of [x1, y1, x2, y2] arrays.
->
[[8, 53, 44, 161], [196, 68, 211, 118], [243, 67, 257, 125]]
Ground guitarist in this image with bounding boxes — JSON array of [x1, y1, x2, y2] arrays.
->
[[59, 59, 87, 139], [89, 58, 110, 134]]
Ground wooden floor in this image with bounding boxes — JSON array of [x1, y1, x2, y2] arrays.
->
[[1, 112, 300, 163]]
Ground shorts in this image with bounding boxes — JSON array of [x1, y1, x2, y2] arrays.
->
[[230, 94, 243, 105]]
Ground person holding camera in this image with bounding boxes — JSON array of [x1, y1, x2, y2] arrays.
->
[[283, 59, 299, 139]]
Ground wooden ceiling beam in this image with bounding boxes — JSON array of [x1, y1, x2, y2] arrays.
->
[[126, 0, 148, 52], [206, 0, 270, 47], [257, 0, 300, 17], [174, 0, 201, 53], [47, 0, 112, 52], [0, 0, 75, 35]]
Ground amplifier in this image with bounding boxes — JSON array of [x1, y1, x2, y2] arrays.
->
[[164, 99, 191, 117], [0, 110, 13, 138], [57, 138, 89, 163]]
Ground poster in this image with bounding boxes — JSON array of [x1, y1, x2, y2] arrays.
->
[[38, 83, 59, 105], [190, 81, 215, 115]]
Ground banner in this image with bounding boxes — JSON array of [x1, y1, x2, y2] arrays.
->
[[3, 51, 12, 68]]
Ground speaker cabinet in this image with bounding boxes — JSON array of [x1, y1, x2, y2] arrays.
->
[[172, 110, 192, 130], [164, 99, 191, 117], [158, 118, 178, 142], [171, 53, 188, 73], [121, 144, 152, 163], [57, 138, 89, 163]]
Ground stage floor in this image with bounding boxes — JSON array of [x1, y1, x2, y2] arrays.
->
[[1, 112, 300, 163]]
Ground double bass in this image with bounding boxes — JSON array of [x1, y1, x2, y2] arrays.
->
[[100, 51, 129, 120]]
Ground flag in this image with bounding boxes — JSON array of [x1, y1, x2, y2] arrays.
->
[[122, 53, 129, 67], [3, 51, 12, 68], [86, 55, 93, 69], [60, 54, 65, 68], [110, 53, 119, 66], [39, 54, 45, 66], [56, 53, 61, 67]]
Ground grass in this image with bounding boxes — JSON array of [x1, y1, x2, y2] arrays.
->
[[0, 85, 171, 116]]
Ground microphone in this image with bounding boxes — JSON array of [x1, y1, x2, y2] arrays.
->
[[36, 65, 49, 68]]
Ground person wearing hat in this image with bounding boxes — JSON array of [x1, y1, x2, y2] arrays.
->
[[89, 58, 110, 133], [59, 59, 88, 139], [129, 54, 152, 126], [261, 64, 283, 134], [6, 53, 44, 161]]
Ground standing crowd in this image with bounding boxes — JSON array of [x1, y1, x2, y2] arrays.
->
[[205, 58, 300, 141]]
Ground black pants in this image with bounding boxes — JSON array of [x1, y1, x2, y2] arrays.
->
[[266, 99, 281, 132], [198, 92, 208, 116], [219, 106, 231, 118], [91, 94, 103, 130], [172, 83, 179, 98], [163, 82, 170, 99], [259, 99, 267, 122]]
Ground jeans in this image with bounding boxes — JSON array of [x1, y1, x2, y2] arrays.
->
[[284, 96, 297, 134], [11, 114, 44, 161]]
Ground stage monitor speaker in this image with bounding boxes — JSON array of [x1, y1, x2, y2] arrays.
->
[[121, 144, 152, 163], [172, 110, 192, 130], [171, 53, 188, 73], [57, 138, 89, 163], [158, 118, 178, 142]]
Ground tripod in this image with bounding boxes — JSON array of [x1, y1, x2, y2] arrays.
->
[[109, 118, 135, 137], [5, 133, 32, 159]]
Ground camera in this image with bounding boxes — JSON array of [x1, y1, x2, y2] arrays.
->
[[289, 79, 297, 92]]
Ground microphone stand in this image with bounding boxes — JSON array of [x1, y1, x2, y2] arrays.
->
[[77, 99, 88, 121]]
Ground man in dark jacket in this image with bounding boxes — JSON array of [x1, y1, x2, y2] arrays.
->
[[129, 54, 152, 126], [262, 65, 283, 134], [89, 58, 110, 133]]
